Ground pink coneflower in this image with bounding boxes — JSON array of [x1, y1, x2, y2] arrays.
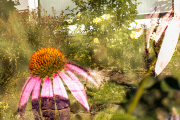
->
[[18, 47, 99, 119], [142, 9, 180, 76], [155, 15, 180, 76]]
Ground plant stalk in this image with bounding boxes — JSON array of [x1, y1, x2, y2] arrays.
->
[[127, 56, 157, 114]]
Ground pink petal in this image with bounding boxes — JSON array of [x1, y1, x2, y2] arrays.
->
[[41, 76, 53, 97], [65, 64, 99, 88], [65, 68, 87, 98], [53, 73, 70, 120], [145, 11, 159, 49], [155, 16, 180, 76], [53, 73, 68, 98], [66, 60, 90, 75], [32, 77, 41, 100], [41, 76, 55, 119], [32, 77, 42, 120], [154, 10, 172, 43], [18, 74, 33, 108], [58, 71, 90, 112], [18, 76, 37, 118]]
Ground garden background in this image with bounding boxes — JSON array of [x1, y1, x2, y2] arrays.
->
[[1, 0, 180, 119]]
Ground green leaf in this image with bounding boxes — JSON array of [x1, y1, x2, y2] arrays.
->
[[110, 114, 137, 120], [164, 76, 180, 90]]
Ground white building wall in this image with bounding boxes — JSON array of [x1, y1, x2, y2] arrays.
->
[[13, 0, 28, 10], [133, 0, 175, 29], [14, 0, 77, 15], [14, 0, 180, 31], [28, 0, 38, 11], [15, 0, 178, 16], [174, 0, 180, 15], [40, 0, 77, 16], [136, 0, 157, 14], [136, 0, 172, 15]]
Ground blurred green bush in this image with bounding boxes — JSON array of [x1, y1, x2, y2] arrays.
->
[[65, 0, 141, 70]]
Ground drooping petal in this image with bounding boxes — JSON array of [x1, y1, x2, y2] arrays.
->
[[32, 77, 42, 120], [32, 77, 41, 100], [53, 73, 70, 120], [65, 68, 87, 97], [18, 75, 37, 118], [58, 71, 90, 112], [65, 64, 99, 88], [145, 11, 159, 50], [41, 76, 55, 119], [155, 16, 180, 76], [66, 60, 90, 75], [18, 74, 33, 108], [154, 10, 172, 43]]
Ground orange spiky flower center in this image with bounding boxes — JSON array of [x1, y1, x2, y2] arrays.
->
[[29, 47, 66, 78]]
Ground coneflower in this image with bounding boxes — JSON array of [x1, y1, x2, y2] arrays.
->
[[18, 47, 99, 120]]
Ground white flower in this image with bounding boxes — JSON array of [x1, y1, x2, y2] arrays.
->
[[67, 19, 73, 24], [150, 32, 156, 40]]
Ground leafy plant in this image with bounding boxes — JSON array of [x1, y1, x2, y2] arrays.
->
[[65, 0, 140, 69]]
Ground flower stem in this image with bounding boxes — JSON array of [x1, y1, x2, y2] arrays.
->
[[127, 56, 157, 114]]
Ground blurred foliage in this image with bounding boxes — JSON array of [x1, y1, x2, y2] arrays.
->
[[65, 0, 141, 69], [87, 75, 180, 120], [132, 76, 180, 119], [0, 0, 16, 20], [87, 82, 126, 104], [0, 101, 12, 119]]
